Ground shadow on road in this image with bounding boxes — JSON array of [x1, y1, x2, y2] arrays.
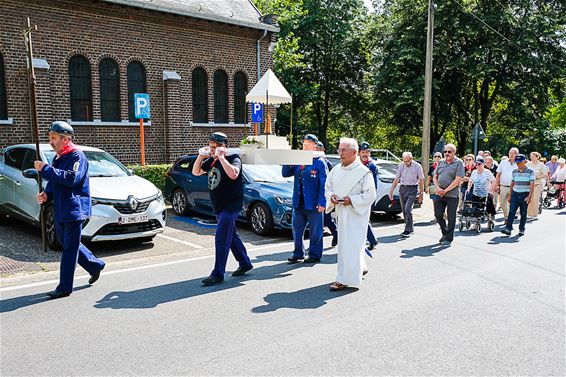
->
[[251, 283, 355, 313], [0, 285, 91, 313], [93, 259, 311, 310], [400, 243, 450, 258], [488, 235, 520, 244]]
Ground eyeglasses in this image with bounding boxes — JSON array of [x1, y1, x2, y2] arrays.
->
[[433, 155, 441, 158], [336, 148, 352, 154], [465, 158, 473, 162], [443, 150, 453, 154]]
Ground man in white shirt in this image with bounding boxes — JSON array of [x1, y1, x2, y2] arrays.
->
[[495, 147, 519, 220]]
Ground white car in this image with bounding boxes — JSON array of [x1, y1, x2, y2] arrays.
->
[[325, 155, 402, 214], [0, 144, 166, 249]]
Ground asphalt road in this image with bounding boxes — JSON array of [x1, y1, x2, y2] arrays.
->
[[1, 208, 564, 376]]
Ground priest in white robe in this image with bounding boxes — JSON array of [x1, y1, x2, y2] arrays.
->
[[325, 138, 377, 291]]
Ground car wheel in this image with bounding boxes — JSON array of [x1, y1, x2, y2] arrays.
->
[[44, 205, 63, 251], [249, 202, 274, 236], [172, 189, 190, 216]]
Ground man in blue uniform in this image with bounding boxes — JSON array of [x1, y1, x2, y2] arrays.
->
[[317, 141, 337, 246], [283, 134, 327, 263], [193, 132, 253, 285], [35, 121, 105, 299], [359, 142, 379, 250]]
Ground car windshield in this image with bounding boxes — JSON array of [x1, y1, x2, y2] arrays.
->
[[44, 150, 130, 177], [376, 162, 398, 177], [243, 164, 293, 183]]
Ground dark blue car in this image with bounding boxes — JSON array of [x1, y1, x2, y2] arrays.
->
[[164, 155, 293, 236]]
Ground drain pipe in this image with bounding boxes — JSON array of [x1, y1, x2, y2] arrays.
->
[[256, 30, 268, 81]]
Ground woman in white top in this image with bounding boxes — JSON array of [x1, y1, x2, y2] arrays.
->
[[526, 151, 548, 217], [551, 158, 566, 205], [466, 157, 496, 218]]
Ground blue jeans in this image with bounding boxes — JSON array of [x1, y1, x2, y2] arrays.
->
[[292, 208, 323, 259], [55, 221, 105, 294], [211, 209, 252, 278], [324, 212, 337, 239], [506, 191, 529, 231]]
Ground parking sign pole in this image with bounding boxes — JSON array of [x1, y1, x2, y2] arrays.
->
[[140, 117, 145, 166], [23, 17, 47, 252]]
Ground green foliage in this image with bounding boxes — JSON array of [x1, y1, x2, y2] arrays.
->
[[128, 164, 171, 192]]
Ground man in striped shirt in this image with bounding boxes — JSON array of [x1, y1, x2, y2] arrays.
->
[[502, 154, 534, 236]]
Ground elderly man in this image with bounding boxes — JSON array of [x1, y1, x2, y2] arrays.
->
[[325, 138, 376, 291], [388, 152, 425, 237], [35, 121, 106, 298], [502, 154, 534, 236], [282, 134, 327, 263], [433, 143, 464, 246], [359, 142, 379, 249], [495, 147, 519, 221]]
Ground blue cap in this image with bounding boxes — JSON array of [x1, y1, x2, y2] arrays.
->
[[359, 141, 371, 151], [303, 134, 319, 143], [515, 154, 527, 163], [316, 141, 325, 150], [210, 132, 228, 145]]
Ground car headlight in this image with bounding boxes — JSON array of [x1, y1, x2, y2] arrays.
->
[[274, 195, 292, 206], [156, 190, 164, 204]]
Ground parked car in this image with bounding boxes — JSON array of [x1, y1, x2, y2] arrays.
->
[[324, 155, 402, 214], [0, 144, 166, 250], [164, 155, 293, 236]]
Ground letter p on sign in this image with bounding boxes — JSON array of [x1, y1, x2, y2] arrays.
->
[[134, 93, 151, 119]]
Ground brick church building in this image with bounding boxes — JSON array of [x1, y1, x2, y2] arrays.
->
[[0, 0, 278, 164]]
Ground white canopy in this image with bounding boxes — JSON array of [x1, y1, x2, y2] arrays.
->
[[246, 69, 292, 104]]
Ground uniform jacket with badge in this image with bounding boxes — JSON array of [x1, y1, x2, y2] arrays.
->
[[40, 149, 91, 223], [362, 159, 379, 189], [282, 157, 328, 210]]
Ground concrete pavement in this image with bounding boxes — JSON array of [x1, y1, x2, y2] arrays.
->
[[1, 208, 564, 376]]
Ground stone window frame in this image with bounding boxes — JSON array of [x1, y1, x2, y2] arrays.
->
[[69, 54, 94, 122], [99, 57, 121, 122], [127, 60, 147, 122], [233, 71, 248, 124], [192, 67, 208, 123], [213, 69, 229, 123], [0, 53, 8, 123]]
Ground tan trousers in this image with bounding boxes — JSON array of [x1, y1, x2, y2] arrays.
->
[[499, 185, 511, 219], [528, 184, 542, 217]]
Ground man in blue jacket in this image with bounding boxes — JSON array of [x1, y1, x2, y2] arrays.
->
[[282, 134, 327, 263], [35, 121, 105, 299], [359, 142, 379, 250]]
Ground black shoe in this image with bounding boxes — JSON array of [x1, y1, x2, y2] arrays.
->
[[303, 257, 321, 264], [439, 235, 446, 243], [363, 269, 369, 276], [89, 264, 105, 285], [518, 230, 525, 236], [287, 256, 304, 264], [400, 231, 411, 238], [441, 240, 452, 246], [367, 242, 378, 251], [501, 228, 511, 236], [232, 265, 253, 277], [47, 289, 70, 299], [331, 237, 338, 247], [201, 276, 224, 286]]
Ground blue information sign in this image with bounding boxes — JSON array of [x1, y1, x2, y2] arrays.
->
[[134, 93, 151, 119], [251, 102, 263, 123]]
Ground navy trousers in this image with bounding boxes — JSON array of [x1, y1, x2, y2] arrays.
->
[[55, 221, 105, 294], [211, 209, 252, 278], [324, 212, 337, 240], [292, 208, 323, 259], [506, 191, 529, 232], [367, 224, 377, 245]]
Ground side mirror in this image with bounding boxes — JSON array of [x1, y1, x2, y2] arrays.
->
[[23, 168, 39, 179]]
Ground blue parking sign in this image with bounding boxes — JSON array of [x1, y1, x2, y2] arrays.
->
[[134, 93, 151, 119], [251, 102, 263, 123]]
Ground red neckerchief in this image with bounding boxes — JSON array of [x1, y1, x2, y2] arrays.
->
[[362, 159, 370, 166], [57, 142, 77, 158]]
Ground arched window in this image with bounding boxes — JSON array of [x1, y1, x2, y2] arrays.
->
[[127, 61, 147, 121], [99, 58, 120, 121], [0, 54, 7, 120], [69, 55, 93, 121], [233, 72, 247, 124], [192, 67, 208, 123], [214, 69, 228, 123]]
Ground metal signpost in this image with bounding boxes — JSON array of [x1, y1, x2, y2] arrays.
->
[[134, 93, 150, 166]]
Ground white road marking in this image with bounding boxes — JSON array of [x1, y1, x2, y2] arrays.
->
[[0, 240, 292, 293], [156, 234, 203, 249]]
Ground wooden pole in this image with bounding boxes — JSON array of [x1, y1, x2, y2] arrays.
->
[[23, 17, 47, 252], [421, 0, 434, 175]]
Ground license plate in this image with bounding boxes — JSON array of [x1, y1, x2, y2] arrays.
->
[[118, 215, 148, 225]]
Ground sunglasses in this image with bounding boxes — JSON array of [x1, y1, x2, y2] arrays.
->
[[443, 150, 453, 154], [465, 158, 473, 161], [434, 155, 441, 158]]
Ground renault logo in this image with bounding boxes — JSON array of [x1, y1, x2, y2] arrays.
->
[[127, 195, 139, 210]]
